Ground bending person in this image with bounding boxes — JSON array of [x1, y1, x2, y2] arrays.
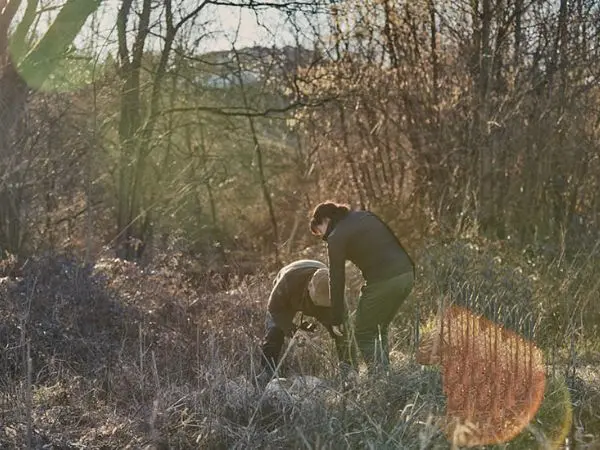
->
[[259, 259, 355, 385], [309, 201, 415, 375]]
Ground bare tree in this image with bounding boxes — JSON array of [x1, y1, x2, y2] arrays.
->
[[0, 0, 100, 257], [114, 0, 214, 260]]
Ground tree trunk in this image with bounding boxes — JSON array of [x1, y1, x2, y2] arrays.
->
[[115, 0, 151, 261], [513, 0, 523, 70], [475, 0, 495, 235], [428, 0, 439, 110]]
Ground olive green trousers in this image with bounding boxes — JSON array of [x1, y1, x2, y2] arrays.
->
[[338, 271, 414, 374]]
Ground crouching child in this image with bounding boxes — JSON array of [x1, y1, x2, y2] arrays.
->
[[258, 259, 356, 387]]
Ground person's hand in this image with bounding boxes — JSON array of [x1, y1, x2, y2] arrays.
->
[[332, 324, 344, 337], [298, 321, 317, 333]]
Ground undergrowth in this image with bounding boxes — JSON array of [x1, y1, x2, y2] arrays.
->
[[0, 239, 598, 449]]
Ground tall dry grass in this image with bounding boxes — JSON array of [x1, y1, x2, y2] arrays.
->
[[0, 241, 597, 449]]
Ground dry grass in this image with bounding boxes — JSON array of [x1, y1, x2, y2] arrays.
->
[[0, 243, 598, 449], [418, 305, 547, 447]]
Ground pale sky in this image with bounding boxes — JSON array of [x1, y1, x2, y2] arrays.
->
[[7, 0, 327, 91], [68, 0, 324, 58]]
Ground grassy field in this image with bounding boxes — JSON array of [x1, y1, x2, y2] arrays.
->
[[0, 240, 598, 449]]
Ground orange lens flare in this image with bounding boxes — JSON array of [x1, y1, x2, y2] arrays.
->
[[418, 305, 546, 447]]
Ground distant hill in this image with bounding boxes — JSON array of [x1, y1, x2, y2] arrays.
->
[[197, 45, 316, 88]]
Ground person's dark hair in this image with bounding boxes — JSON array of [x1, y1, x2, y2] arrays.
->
[[309, 201, 351, 235]]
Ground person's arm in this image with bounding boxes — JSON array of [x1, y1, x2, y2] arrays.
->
[[327, 233, 346, 326], [268, 306, 296, 337]]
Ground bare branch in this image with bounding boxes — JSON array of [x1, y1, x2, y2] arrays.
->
[[174, 0, 210, 32], [117, 0, 134, 67], [0, 0, 21, 57], [159, 97, 334, 118], [131, 0, 152, 68], [0, 0, 21, 30], [207, 0, 326, 11]]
